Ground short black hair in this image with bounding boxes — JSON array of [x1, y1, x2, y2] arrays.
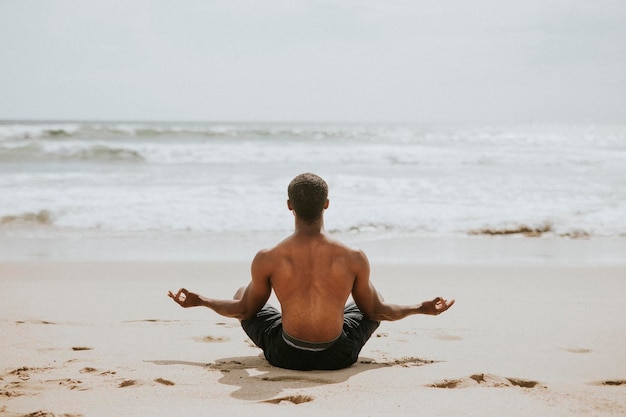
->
[[288, 173, 328, 223]]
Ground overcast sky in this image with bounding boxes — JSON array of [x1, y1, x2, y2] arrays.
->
[[1, 1, 625, 124]]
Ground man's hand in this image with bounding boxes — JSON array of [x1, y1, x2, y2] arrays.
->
[[420, 297, 455, 315], [168, 288, 202, 308]]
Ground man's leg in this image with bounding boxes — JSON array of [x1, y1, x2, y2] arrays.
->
[[233, 286, 245, 300], [343, 302, 380, 351], [238, 283, 282, 353]]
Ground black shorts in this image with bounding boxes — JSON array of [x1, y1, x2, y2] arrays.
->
[[241, 303, 380, 371]]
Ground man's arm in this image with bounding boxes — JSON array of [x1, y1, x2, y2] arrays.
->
[[351, 250, 454, 321], [168, 250, 272, 320]]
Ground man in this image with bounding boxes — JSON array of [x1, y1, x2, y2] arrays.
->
[[169, 173, 454, 371]]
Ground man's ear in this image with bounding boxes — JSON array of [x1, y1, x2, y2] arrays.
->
[[324, 199, 330, 209], [287, 199, 293, 211]]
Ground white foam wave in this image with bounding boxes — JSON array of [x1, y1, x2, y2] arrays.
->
[[0, 121, 385, 141], [0, 141, 145, 162], [1, 122, 625, 238], [0, 122, 82, 140]]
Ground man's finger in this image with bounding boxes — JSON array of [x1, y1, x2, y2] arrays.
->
[[442, 299, 455, 311], [168, 289, 188, 305]]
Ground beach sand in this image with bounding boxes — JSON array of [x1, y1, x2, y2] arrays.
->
[[1, 259, 625, 416]]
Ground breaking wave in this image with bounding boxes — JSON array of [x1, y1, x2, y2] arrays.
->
[[0, 121, 381, 141], [0, 142, 145, 162], [71, 145, 144, 162]]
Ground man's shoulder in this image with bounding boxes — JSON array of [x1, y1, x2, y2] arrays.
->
[[346, 246, 369, 264], [323, 238, 369, 265], [252, 239, 290, 263], [253, 247, 276, 262], [324, 235, 365, 253]]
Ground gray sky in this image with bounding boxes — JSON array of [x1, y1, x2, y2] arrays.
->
[[1, 0, 625, 124]]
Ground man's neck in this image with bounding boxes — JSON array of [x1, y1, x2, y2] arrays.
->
[[293, 217, 325, 236]]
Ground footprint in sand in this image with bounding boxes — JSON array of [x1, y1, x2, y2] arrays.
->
[[1, 381, 24, 398], [215, 321, 239, 328], [15, 320, 56, 325], [428, 373, 544, 389], [8, 367, 53, 380], [117, 378, 176, 388], [589, 380, 626, 386], [154, 378, 175, 386], [562, 347, 592, 354], [193, 335, 229, 343], [118, 379, 138, 388], [99, 371, 117, 376], [1, 367, 52, 397], [11, 411, 83, 417], [44, 378, 87, 391]]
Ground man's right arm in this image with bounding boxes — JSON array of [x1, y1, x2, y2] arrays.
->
[[350, 250, 454, 321], [168, 283, 269, 320], [168, 250, 273, 320]]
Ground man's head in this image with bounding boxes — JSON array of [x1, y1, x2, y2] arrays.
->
[[287, 173, 329, 223]]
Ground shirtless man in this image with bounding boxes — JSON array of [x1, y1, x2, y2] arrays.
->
[[169, 173, 454, 370]]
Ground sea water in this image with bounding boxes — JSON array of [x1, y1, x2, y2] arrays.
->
[[1, 121, 625, 262]]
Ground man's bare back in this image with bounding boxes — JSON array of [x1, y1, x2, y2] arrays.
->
[[255, 232, 367, 342], [168, 173, 454, 370]]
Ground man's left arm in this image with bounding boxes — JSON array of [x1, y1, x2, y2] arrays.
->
[[350, 250, 454, 321]]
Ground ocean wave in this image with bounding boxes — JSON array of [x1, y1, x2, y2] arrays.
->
[[44, 128, 74, 137], [0, 142, 145, 163], [0, 123, 82, 140], [0, 142, 42, 159], [0, 210, 54, 226], [71, 145, 144, 162], [2, 122, 624, 241], [0, 121, 395, 142], [2, 122, 625, 150]]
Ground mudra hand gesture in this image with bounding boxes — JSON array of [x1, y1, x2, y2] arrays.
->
[[420, 297, 455, 315], [168, 288, 201, 308]]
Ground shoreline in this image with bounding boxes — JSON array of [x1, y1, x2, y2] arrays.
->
[[2, 229, 626, 265]]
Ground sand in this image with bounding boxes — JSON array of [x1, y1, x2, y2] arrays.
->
[[1, 258, 625, 417]]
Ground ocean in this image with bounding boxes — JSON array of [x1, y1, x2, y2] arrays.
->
[[1, 121, 625, 262]]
